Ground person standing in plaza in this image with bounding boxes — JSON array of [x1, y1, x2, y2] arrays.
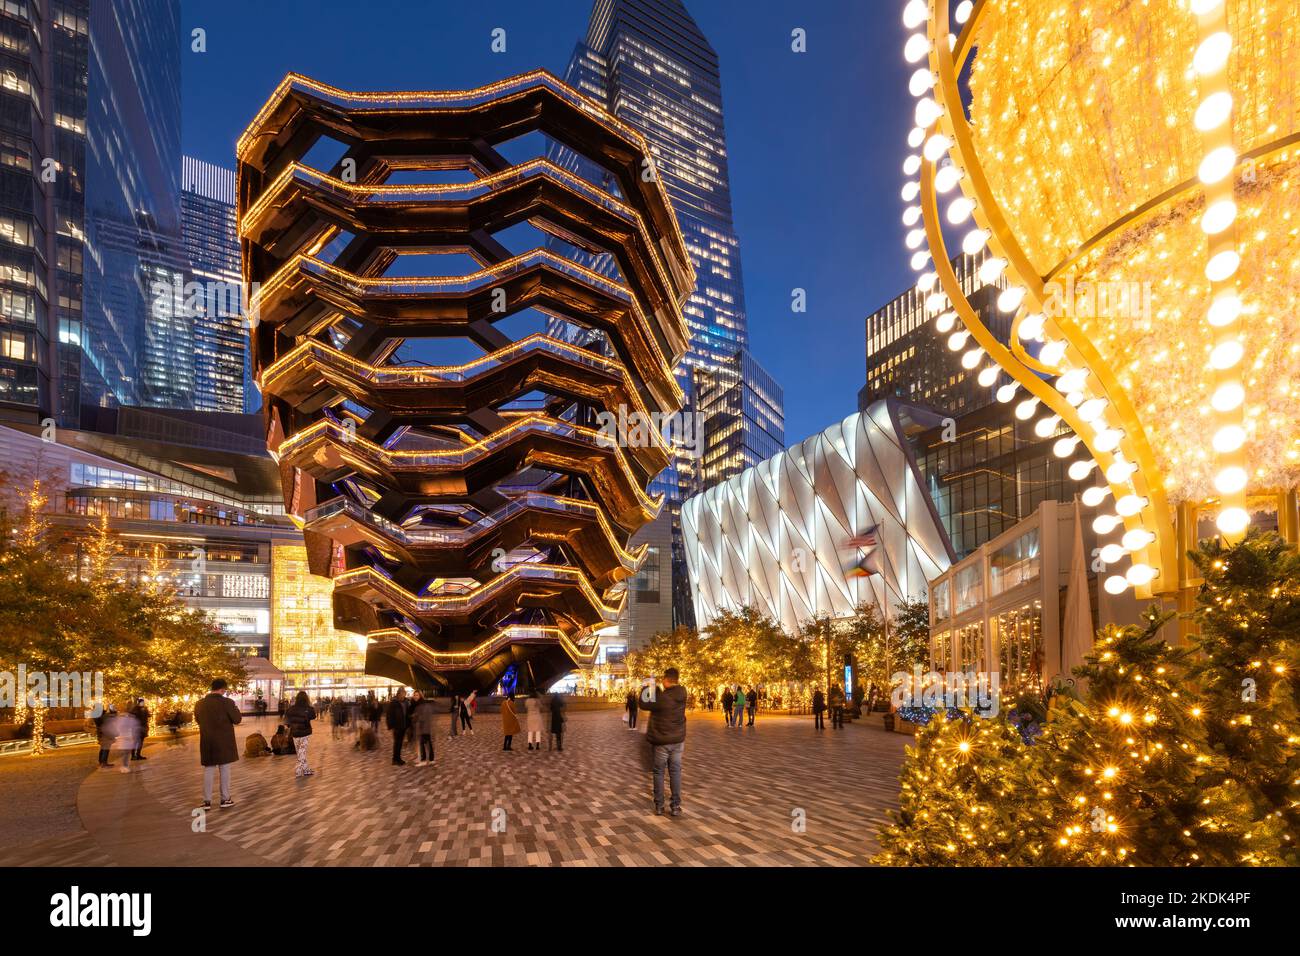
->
[[624, 689, 638, 729], [93, 704, 115, 769], [812, 687, 826, 730], [501, 693, 521, 751], [524, 691, 545, 750], [721, 685, 734, 726], [107, 704, 139, 774], [461, 690, 477, 735], [746, 687, 758, 727], [386, 689, 409, 766], [639, 667, 687, 816], [409, 690, 437, 766], [129, 698, 150, 760], [731, 685, 745, 729], [285, 690, 316, 777], [830, 683, 846, 730], [548, 691, 566, 751], [194, 678, 241, 809], [448, 694, 460, 739]]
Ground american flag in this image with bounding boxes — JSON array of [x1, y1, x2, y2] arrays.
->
[[846, 525, 881, 577], [845, 527, 879, 549]]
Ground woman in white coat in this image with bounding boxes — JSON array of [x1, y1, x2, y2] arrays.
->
[[524, 691, 545, 751]]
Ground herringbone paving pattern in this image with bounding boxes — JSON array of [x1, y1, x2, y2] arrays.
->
[[1, 709, 907, 867]]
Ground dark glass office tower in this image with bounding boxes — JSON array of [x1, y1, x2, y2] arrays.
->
[[0, 0, 182, 426], [0, 0, 85, 422], [561, 0, 783, 631], [860, 250, 1010, 417], [181, 156, 250, 414], [75, 0, 184, 420], [695, 348, 784, 489]]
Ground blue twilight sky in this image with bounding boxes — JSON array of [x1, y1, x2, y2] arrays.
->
[[180, 0, 913, 446]]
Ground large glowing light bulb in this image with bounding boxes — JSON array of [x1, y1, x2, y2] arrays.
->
[[947, 196, 975, 225], [1212, 425, 1246, 453], [1093, 514, 1121, 535], [1209, 339, 1243, 370], [1122, 529, 1155, 551], [935, 164, 962, 193], [1081, 486, 1110, 508], [1216, 507, 1249, 535], [923, 134, 951, 162], [1207, 250, 1241, 281], [1194, 91, 1233, 131], [1018, 313, 1045, 340], [1126, 564, 1157, 587], [1207, 293, 1241, 327], [1201, 199, 1237, 235], [904, 33, 930, 64], [962, 229, 990, 255], [1192, 32, 1231, 76], [1198, 145, 1236, 185], [1211, 382, 1244, 412], [1214, 466, 1247, 495], [1115, 494, 1147, 518], [1068, 460, 1097, 482], [1053, 436, 1080, 458]]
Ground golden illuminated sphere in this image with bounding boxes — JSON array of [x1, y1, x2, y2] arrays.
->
[[967, 0, 1300, 502]]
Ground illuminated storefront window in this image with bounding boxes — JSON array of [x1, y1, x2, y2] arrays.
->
[[990, 528, 1040, 597], [271, 544, 370, 694], [956, 621, 986, 673], [954, 563, 983, 615], [932, 630, 953, 672], [995, 602, 1044, 697]]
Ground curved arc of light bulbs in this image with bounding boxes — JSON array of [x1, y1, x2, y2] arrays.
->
[[923, 0, 1176, 593]]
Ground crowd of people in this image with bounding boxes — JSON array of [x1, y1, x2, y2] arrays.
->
[[140, 668, 859, 820]]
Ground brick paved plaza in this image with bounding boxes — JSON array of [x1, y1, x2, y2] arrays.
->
[[0, 708, 907, 867]]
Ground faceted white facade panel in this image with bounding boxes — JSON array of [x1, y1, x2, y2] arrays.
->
[[682, 404, 952, 634]]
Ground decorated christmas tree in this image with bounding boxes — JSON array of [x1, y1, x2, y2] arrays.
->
[[878, 535, 1300, 867], [1184, 533, 1300, 865]]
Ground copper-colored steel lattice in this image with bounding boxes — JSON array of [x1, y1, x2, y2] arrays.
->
[[238, 72, 692, 691]]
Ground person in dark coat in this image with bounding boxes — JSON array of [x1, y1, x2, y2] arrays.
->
[[548, 692, 567, 751], [448, 694, 460, 738], [408, 690, 437, 765], [194, 678, 242, 809], [94, 706, 115, 768], [624, 690, 638, 729], [285, 690, 317, 777], [385, 689, 409, 765], [812, 687, 826, 730], [745, 687, 758, 726], [129, 698, 150, 760], [721, 686, 734, 726], [639, 668, 688, 816]]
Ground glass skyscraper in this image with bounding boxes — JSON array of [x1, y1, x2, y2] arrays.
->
[[181, 156, 251, 414], [0, 0, 183, 428], [561, 0, 783, 630]]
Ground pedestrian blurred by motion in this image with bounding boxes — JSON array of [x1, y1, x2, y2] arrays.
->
[[409, 690, 437, 765], [525, 691, 545, 750], [285, 690, 317, 777]]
